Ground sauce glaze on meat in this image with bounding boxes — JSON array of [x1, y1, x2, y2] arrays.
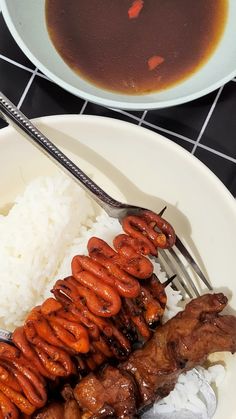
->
[[0, 211, 175, 417]]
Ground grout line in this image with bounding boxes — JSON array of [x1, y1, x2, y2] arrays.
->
[[197, 143, 236, 164], [109, 107, 142, 122], [35, 71, 51, 81], [0, 53, 52, 82], [0, 53, 35, 73], [109, 107, 196, 145], [109, 107, 196, 146], [142, 119, 236, 164], [138, 110, 148, 126], [79, 100, 88, 114], [191, 86, 224, 154], [17, 67, 38, 109], [140, 117, 236, 163], [2, 48, 233, 165], [142, 119, 196, 145]]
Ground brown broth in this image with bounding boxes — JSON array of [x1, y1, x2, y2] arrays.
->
[[45, 0, 228, 95]]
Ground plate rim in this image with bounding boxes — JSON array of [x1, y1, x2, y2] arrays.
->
[[0, 112, 235, 212]]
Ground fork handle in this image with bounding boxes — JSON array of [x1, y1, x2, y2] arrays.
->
[[0, 91, 127, 215]]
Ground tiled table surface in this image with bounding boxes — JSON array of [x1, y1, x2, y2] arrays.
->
[[0, 12, 236, 197]]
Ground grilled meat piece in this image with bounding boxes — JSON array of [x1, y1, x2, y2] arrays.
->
[[74, 365, 137, 419], [123, 292, 236, 406], [74, 293, 236, 418], [33, 402, 65, 419], [34, 399, 81, 419]]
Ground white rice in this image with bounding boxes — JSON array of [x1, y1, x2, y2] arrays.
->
[[144, 365, 225, 418], [0, 175, 96, 329], [0, 174, 225, 416]]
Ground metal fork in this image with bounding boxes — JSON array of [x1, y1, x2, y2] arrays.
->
[[0, 91, 212, 335]]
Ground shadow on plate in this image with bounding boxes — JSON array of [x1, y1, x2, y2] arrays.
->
[[40, 123, 211, 289]]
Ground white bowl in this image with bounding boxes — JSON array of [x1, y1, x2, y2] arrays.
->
[[1, 0, 236, 110], [0, 115, 236, 417]]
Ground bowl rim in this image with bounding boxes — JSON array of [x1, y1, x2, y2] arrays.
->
[[1, 1, 236, 110]]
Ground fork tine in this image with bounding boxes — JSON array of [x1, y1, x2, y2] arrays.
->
[[168, 248, 200, 297], [157, 261, 179, 293], [163, 274, 177, 288], [157, 260, 179, 293], [175, 236, 213, 291], [158, 255, 194, 302], [158, 206, 210, 293], [158, 251, 194, 298]]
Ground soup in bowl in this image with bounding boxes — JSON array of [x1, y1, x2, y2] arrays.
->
[[1, 0, 236, 109]]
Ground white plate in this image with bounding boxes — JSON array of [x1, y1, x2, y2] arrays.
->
[[0, 115, 236, 417], [1, 0, 236, 110]]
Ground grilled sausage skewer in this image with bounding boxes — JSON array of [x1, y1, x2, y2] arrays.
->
[[0, 211, 176, 417]]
